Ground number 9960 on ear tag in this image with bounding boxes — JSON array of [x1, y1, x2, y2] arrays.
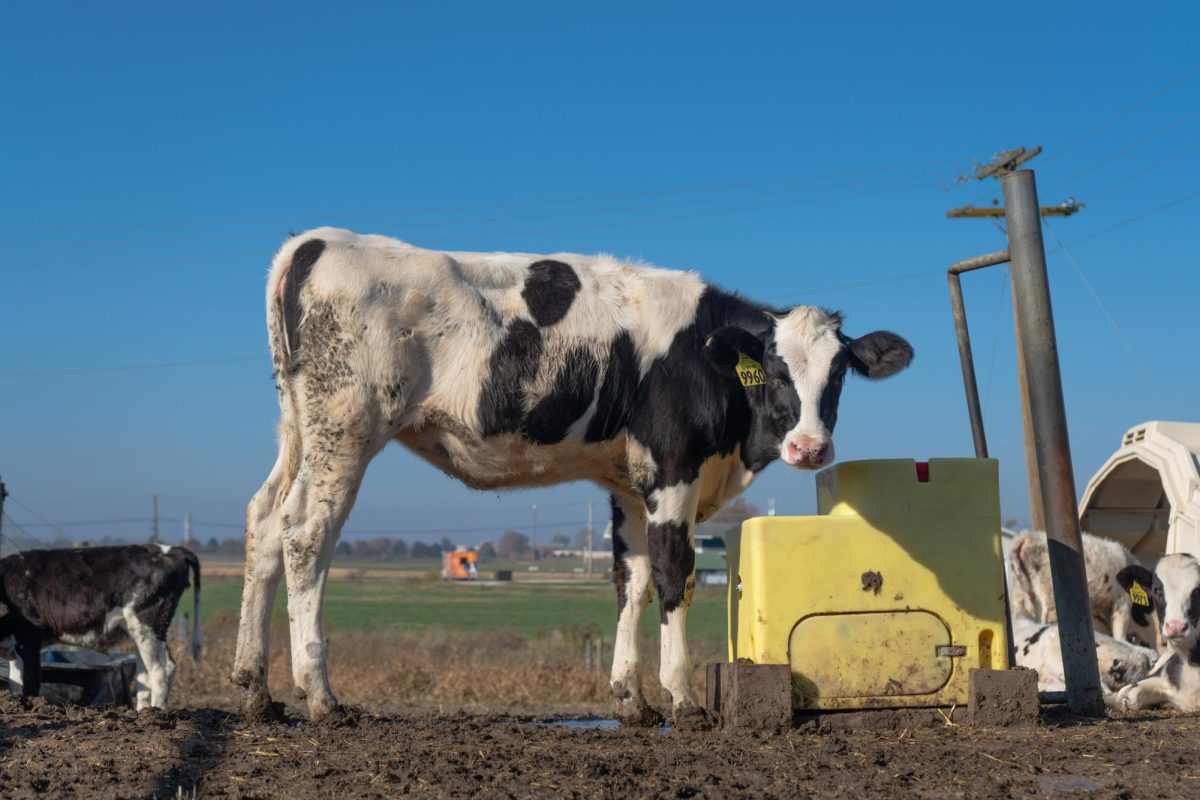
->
[[736, 352, 766, 387]]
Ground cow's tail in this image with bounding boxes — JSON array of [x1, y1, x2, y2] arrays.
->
[[267, 231, 327, 377], [182, 549, 203, 661], [266, 233, 325, 507]]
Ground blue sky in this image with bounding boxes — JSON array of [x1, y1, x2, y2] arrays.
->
[[2, 2, 1197, 547]]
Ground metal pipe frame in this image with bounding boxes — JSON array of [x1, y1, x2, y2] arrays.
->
[[948, 250, 1010, 458], [1002, 169, 1104, 715], [943, 169, 1104, 716]]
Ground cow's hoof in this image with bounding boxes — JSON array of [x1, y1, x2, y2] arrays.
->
[[311, 703, 362, 728], [614, 699, 666, 728], [670, 704, 717, 732], [241, 692, 286, 723]]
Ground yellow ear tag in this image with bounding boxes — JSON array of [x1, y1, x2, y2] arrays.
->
[[1129, 580, 1150, 607], [735, 352, 766, 387]]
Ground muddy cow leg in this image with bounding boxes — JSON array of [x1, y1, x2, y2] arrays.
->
[[608, 492, 663, 726], [645, 480, 708, 727], [279, 428, 377, 720], [232, 432, 294, 719]]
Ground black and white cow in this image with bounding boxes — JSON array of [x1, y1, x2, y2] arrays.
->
[[1115, 554, 1200, 712], [1008, 529, 1160, 649], [232, 228, 913, 725], [0, 545, 201, 709]]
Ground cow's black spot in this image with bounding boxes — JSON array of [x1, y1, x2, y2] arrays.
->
[[522, 346, 599, 444], [610, 497, 630, 615], [282, 238, 326, 372], [1022, 624, 1049, 656], [477, 320, 542, 437], [522, 260, 581, 327], [648, 520, 694, 622], [585, 331, 641, 443]]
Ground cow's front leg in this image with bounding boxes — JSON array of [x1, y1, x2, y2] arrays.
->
[[14, 634, 42, 698], [1117, 675, 1176, 711], [645, 480, 710, 729], [608, 493, 662, 726]]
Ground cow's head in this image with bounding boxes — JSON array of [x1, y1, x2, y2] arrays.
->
[[705, 306, 913, 470], [1119, 554, 1200, 651]]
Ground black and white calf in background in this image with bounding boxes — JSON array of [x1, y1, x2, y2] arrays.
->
[[0, 545, 201, 709], [232, 228, 914, 725], [1012, 617, 1158, 697], [1008, 529, 1160, 649], [1115, 554, 1200, 712]]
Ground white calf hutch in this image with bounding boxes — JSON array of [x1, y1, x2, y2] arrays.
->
[[1080, 421, 1200, 561]]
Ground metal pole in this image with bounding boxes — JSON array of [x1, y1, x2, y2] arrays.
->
[[0, 477, 7, 558], [586, 500, 594, 577], [1012, 307, 1047, 531], [531, 503, 538, 562], [151, 494, 160, 544], [947, 250, 1009, 458], [1003, 169, 1103, 716]]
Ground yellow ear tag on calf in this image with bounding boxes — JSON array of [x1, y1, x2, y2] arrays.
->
[[735, 352, 766, 387], [1129, 580, 1150, 607]]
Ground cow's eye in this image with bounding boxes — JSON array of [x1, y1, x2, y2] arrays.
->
[[771, 376, 790, 389]]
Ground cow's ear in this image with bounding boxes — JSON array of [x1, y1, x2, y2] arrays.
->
[[704, 326, 765, 375], [847, 331, 914, 380], [1116, 565, 1155, 593]]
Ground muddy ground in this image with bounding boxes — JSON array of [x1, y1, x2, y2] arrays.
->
[[3, 694, 1200, 798]]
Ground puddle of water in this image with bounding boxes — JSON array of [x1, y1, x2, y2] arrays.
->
[[541, 717, 672, 734], [1038, 775, 1101, 792], [544, 717, 621, 731]]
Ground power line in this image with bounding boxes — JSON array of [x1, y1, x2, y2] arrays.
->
[[1043, 220, 1167, 406], [1046, 105, 1200, 194], [18, 517, 156, 528], [169, 516, 586, 536], [1084, 141, 1200, 202], [0, 355, 263, 380], [1038, 64, 1200, 167], [5, 189, 1194, 383], [0, 157, 969, 236], [6, 496, 65, 540], [0, 179, 946, 271], [1057, 188, 1200, 249], [0, 169, 957, 254]]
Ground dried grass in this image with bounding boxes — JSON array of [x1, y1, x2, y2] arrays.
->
[[171, 619, 723, 714]]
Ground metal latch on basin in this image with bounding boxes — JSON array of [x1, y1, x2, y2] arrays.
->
[[936, 645, 967, 658]]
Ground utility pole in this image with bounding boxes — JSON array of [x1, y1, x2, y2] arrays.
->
[[947, 146, 1085, 531], [0, 477, 8, 558], [531, 503, 538, 562], [947, 147, 1084, 220], [150, 494, 160, 544], [183, 512, 193, 549], [586, 500, 594, 577], [767, 497, 776, 517]]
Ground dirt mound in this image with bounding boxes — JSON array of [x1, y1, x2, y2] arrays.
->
[[2, 699, 1200, 798]]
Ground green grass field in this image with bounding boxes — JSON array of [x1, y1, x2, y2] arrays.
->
[[198, 577, 728, 644]]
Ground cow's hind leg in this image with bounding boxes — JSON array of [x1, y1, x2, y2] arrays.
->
[[645, 480, 711, 729], [232, 428, 295, 719], [123, 613, 173, 709], [279, 424, 379, 720], [607, 493, 662, 726], [134, 654, 151, 709]]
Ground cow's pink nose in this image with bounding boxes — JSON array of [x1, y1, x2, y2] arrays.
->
[[787, 438, 829, 465], [1164, 620, 1190, 639]]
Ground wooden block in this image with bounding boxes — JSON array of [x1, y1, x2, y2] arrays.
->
[[968, 667, 1038, 726], [706, 661, 791, 732]]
